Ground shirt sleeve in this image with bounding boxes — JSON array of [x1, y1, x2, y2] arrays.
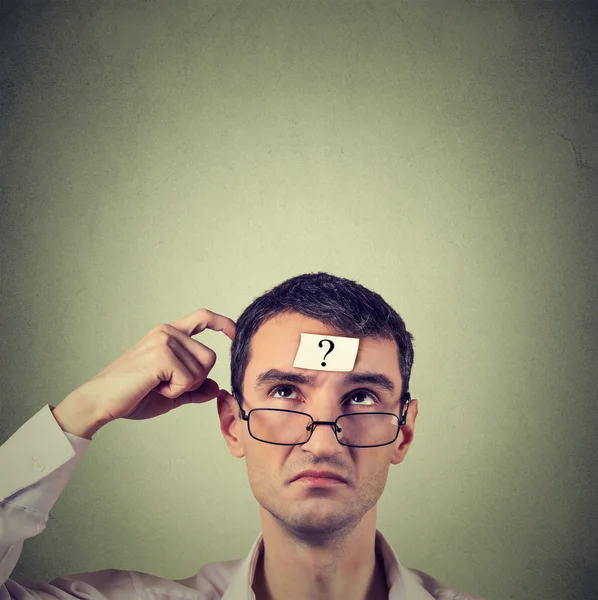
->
[[0, 404, 137, 599]]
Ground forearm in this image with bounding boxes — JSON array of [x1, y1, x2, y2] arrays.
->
[[0, 403, 93, 588], [51, 394, 109, 440]]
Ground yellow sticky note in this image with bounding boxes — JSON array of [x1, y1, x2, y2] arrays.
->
[[292, 333, 360, 372]]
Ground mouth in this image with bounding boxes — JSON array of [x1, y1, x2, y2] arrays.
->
[[291, 471, 347, 484], [294, 476, 346, 486]]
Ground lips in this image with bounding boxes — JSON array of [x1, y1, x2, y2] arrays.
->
[[292, 470, 347, 483]]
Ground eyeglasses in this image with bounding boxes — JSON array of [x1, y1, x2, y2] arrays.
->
[[233, 392, 411, 448]]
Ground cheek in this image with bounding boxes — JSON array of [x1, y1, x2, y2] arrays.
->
[[243, 446, 283, 489], [358, 456, 392, 491]]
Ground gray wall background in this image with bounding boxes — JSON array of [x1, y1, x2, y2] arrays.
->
[[1, 2, 597, 600]]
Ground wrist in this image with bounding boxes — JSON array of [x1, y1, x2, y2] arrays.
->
[[51, 394, 110, 440]]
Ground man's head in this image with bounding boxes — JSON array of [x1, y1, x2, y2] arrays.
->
[[217, 272, 418, 543]]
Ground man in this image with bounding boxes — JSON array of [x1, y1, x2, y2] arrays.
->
[[0, 272, 484, 599]]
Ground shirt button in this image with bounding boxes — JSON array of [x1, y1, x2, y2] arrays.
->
[[33, 461, 45, 472]]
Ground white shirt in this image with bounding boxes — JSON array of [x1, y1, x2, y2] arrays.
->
[[0, 404, 484, 599]]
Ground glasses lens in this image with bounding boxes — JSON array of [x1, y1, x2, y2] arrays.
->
[[336, 413, 399, 447], [249, 409, 312, 445], [248, 409, 399, 447]]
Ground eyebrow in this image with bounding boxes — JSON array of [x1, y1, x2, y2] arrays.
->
[[254, 368, 396, 396]]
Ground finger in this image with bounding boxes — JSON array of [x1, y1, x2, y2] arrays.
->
[[154, 348, 198, 399], [166, 337, 207, 385], [169, 308, 236, 341], [185, 378, 220, 404], [161, 325, 218, 380]]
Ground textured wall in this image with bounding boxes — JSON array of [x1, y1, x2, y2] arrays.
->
[[1, 2, 597, 599]]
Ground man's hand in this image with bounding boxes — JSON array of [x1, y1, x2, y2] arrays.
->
[[52, 308, 236, 438]]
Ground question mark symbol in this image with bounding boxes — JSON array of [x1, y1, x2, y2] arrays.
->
[[318, 339, 335, 367]]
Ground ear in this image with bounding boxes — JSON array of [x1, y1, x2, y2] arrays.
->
[[390, 398, 418, 465], [216, 389, 246, 458]]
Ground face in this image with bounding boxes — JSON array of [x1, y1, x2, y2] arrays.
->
[[217, 312, 418, 541]]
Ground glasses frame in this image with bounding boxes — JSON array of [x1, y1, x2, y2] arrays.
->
[[233, 391, 411, 448]]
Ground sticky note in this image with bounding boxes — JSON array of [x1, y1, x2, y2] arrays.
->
[[292, 333, 360, 372]]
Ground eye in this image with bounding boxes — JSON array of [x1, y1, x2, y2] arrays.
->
[[346, 390, 377, 406], [270, 385, 298, 400], [269, 385, 378, 406]]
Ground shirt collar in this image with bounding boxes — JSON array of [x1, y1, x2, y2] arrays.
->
[[221, 529, 436, 600]]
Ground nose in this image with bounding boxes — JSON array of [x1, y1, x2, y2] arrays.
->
[[300, 418, 344, 456]]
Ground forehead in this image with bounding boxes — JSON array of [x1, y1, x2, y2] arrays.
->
[[245, 312, 401, 384]]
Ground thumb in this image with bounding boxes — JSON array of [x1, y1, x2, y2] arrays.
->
[[184, 378, 220, 404]]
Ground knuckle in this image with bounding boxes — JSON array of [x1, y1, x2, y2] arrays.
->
[[170, 377, 195, 397], [160, 386, 175, 399], [150, 324, 171, 340], [205, 347, 217, 367], [182, 372, 197, 388], [165, 387, 182, 399], [153, 341, 173, 363], [152, 329, 171, 346]]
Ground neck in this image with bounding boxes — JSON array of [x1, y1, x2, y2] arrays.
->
[[252, 513, 388, 600]]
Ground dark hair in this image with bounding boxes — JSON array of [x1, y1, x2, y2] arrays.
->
[[230, 272, 415, 412]]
